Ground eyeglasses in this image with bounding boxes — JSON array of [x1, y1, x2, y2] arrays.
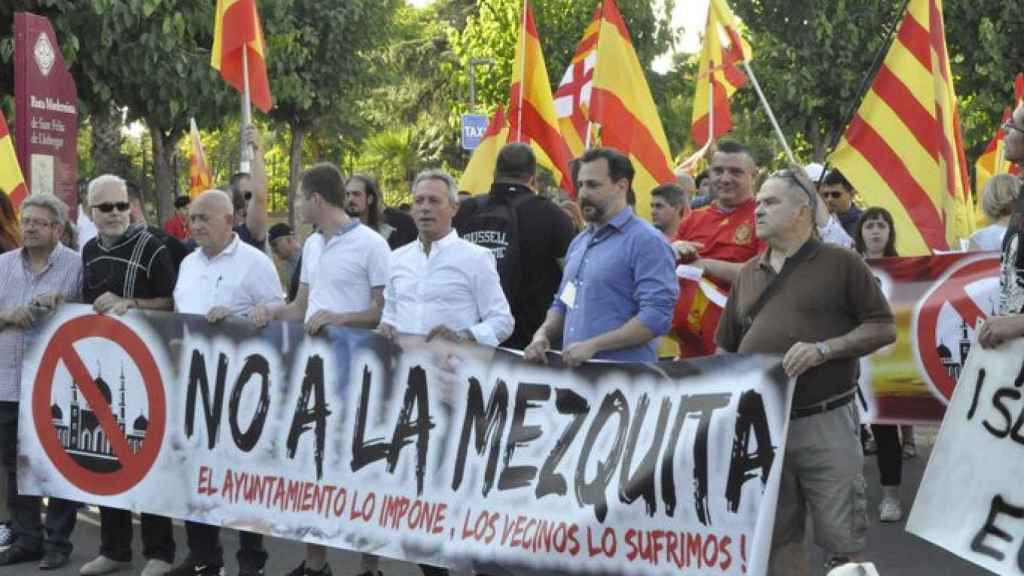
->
[[1003, 121, 1024, 136], [821, 191, 845, 200], [19, 218, 55, 228], [772, 169, 818, 213], [93, 202, 131, 213]]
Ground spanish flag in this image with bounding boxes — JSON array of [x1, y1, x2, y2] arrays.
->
[[211, 0, 273, 113], [975, 74, 1023, 200], [189, 118, 213, 199], [829, 0, 972, 255], [508, 1, 575, 195], [0, 110, 27, 211], [690, 0, 752, 150], [560, 0, 675, 220], [459, 107, 509, 195]]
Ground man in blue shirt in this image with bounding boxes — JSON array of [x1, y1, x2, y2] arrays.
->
[[524, 147, 678, 365]]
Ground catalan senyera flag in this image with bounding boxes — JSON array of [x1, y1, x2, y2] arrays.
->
[[974, 74, 1024, 201], [690, 0, 752, 150], [211, 0, 273, 113], [554, 0, 675, 220], [829, 0, 972, 256], [188, 119, 213, 199], [458, 107, 509, 195], [0, 110, 28, 211], [507, 1, 575, 196]]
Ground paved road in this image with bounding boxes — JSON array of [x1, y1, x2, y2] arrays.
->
[[0, 436, 988, 576]]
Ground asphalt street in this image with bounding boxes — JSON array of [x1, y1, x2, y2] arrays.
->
[[0, 432, 988, 576]]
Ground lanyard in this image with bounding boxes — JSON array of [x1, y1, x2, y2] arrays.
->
[[572, 222, 622, 285]]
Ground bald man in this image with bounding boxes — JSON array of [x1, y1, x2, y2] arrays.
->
[[169, 189, 282, 576]]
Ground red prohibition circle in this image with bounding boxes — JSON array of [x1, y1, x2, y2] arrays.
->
[[914, 256, 999, 402], [32, 314, 166, 495]]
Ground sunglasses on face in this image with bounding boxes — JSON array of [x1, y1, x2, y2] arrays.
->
[[93, 202, 131, 213], [821, 191, 846, 200]]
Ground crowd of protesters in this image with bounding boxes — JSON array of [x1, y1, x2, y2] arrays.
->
[[1, 99, 1024, 576]]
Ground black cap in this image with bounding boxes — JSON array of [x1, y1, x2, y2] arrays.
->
[[268, 223, 293, 244]]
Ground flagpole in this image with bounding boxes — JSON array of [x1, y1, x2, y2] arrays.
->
[[516, 0, 528, 142], [240, 45, 253, 173], [741, 60, 795, 164], [676, 75, 716, 172]]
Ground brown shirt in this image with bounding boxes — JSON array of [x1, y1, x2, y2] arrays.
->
[[715, 238, 893, 408]]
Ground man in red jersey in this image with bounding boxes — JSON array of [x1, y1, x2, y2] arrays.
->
[[672, 140, 763, 357]]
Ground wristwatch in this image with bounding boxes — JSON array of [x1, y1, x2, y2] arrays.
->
[[815, 341, 831, 360]]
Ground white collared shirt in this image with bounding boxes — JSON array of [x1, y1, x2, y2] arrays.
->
[[174, 234, 283, 316], [381, 229, 513, 346], [299, 222, 391, 322]]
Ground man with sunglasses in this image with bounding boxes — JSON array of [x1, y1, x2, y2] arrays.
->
[[819, 170, 863, 237], [0, 194, 81, 570], [979, 103, 1024, 348], [79, 174, 178, 576], [715, 168, 896, 575], [227, 125, 270, 251]]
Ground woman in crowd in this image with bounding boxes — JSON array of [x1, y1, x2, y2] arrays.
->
[[0, 191, 20, 254], [970, 173, 1019, 251], [854, 207, 907, 522]]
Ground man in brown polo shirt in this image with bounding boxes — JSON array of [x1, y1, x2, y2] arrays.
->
[[715, 167, 896, 576]]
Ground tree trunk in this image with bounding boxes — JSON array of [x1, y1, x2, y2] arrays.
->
[[90, 104, 125, 176], [287, 122, 305, 230], [150, 125, 177, 225]]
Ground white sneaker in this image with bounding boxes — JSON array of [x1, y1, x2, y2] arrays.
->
[[879, 496, 903, 522], [79, 555, 131, 575], [0, 522, 13, 550], [141, 558, 174, 576]]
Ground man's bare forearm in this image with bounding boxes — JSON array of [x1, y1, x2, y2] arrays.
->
[[584, 316, 655, 355], [533, 309, 565, 342], [825, 322, 896, 360], [694, 258, 742, 284]]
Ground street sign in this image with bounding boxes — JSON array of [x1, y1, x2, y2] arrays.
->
[[461, 114, 488, 151]]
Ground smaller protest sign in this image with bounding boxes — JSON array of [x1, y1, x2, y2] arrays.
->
[[907, 337, 1024, 575]]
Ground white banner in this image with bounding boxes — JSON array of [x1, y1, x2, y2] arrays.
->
[[908, 337, 1024, 574], [19, 305, 793, 575]]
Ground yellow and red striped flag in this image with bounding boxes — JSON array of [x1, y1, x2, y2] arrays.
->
[[458, 106, 509, 195], [829, 0, 972, 256], [508, 1, 575, 195], [590, 0, 675, 220], [0, 110, 27, 211], [188, 118, 213, 199], [211, 0, 273, 113], [975, 74, 1024, 200], [554, 0, 675, 219], [690, 0, 752, 150]]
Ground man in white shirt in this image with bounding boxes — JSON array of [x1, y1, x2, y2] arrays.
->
[[251, 163, 390, 576], [168, 189, 281, 576], [379, 169, 513, 346]]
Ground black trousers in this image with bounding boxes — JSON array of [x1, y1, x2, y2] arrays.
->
[[871, 424, 903, 487], [0, 402, 77, 554], [185, 521, 267, 571], [98, 507, 175, 562]]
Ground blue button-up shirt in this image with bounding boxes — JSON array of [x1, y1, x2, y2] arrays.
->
[[551, 207, 678, 362]]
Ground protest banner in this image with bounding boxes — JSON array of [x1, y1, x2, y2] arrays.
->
[[859, 252, 999, 424], [907, 336, 1024, 575], [19, 304, 793, 575]]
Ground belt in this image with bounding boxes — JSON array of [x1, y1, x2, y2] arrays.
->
[[790, 391, 855, 420]]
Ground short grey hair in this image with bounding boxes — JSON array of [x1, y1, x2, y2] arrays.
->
[[412, 169, 458, 203], [87, 174, 127, 205], [981, 173, 1020, 221], [21, 194, 69, 227]]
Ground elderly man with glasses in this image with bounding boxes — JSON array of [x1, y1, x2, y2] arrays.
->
[[0, 195, 82, 570], [715, 167, 897, 575], [79, 174, 179, 576]]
